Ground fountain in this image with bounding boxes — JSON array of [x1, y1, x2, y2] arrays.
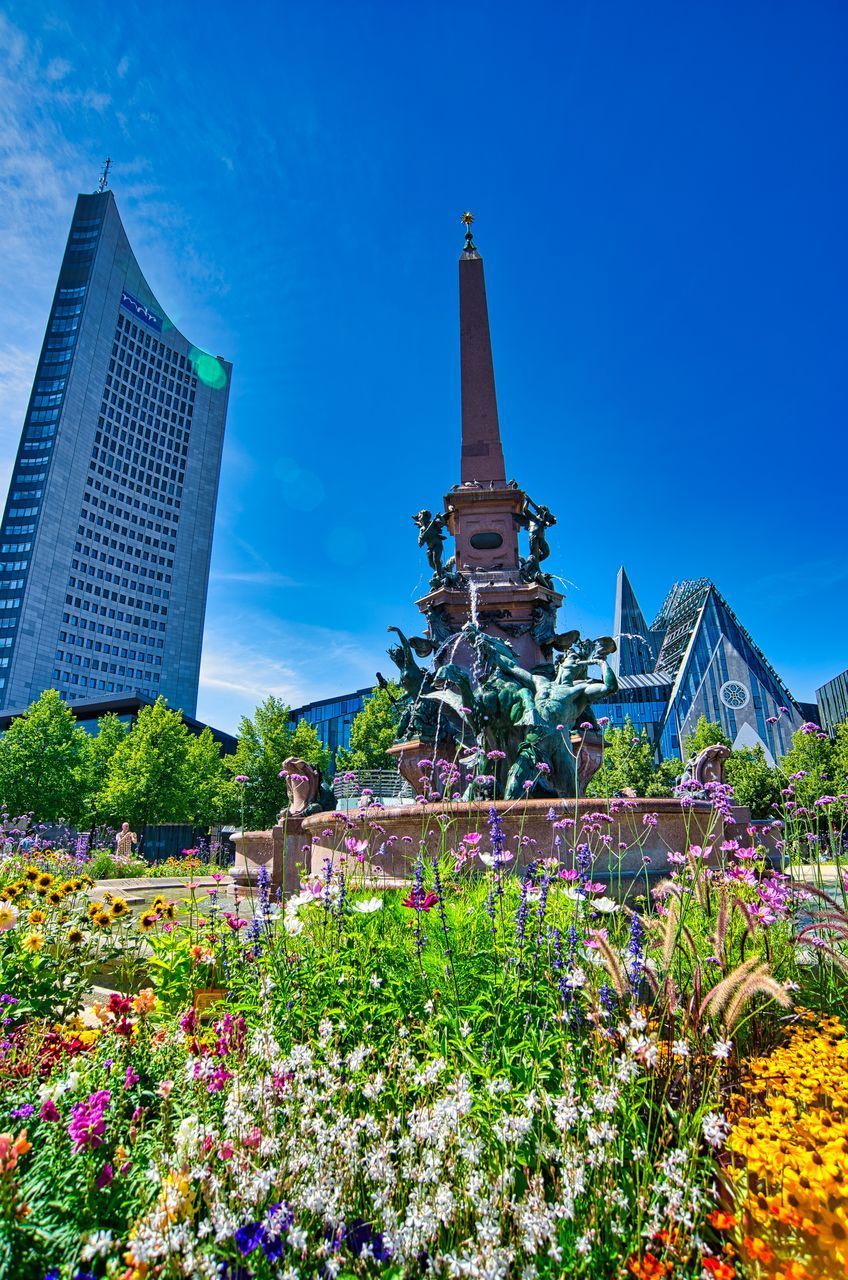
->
[[298, 215, 725, 889]]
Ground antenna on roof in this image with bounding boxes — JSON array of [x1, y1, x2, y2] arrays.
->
[[96, 157, 111, 193]]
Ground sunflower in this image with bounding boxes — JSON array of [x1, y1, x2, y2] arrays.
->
[[0, 889, 11, 903], [59, 880, 77, 895], [151, 896, 167, 911], [47, 890, 64, 906], [88, 900, 103, 919], [79, 876, 94, 889], [36, 873, 54, 890], [109, 897, 130, 919], [23, 931, 44, 952], [102, 891, 113, 904], [27, 909, 46, 926], [23, 867, 39, 883], [138, 912, 160, 932], [163, 903, 176, 920], [67, 928, 85, 946], [93, 911, 112, 929]]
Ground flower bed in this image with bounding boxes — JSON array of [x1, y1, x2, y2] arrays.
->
[[0, 798, 846, 1278]]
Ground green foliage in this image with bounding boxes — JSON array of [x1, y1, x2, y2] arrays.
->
[[682, 715, 731, 760], [779, 723, 838, 814], [335, 683, 401, 772], [0, 689, 87, 823], [725, 744, 781, 818], [80, 713, 130, 826], [222, 696, 330, 828], [587, 718, 660, 797], [99, 697, 225, 834]]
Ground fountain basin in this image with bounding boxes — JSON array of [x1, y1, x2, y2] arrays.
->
[[302, 797, 729, 894]]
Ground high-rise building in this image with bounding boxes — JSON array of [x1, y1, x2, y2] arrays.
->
[[607, 568, 803, 763], [817, 669, 848, 736], [0, 189, 231, 716]]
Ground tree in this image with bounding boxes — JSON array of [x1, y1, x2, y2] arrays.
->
[[587, 719, 660, 798], [80, 713, 130, 827], [336, 684, 401, 773], [779, 723, 837, 818], [183, 727, 226, 826], [99, 698, 204, 835], [725, 745, 781, 819], [221, 696, 330, 829], [682, 716, 731, 760], [0, 690, 87, 823]]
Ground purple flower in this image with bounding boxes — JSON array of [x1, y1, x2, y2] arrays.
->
[[800, 722, 820, 735], [68, 1091, 111, 1152], [124, 1066, 139, 1090], [9, 1103, 34, 1119], [40, 1098, 60, 1122], [234, 775, 250, 784], [96, 1161, 114, 1189], [234, 1220, 265, 1255]]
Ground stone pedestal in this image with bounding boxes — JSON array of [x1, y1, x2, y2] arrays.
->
[[229, 817, 308, 897]]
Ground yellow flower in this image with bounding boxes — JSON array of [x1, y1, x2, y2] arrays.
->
[[88, 901, 103, 919], [36, 873, 53, 890], [27, 909, 46, 926], [67, 928, 85, 946], [93, 912, 112, 929], [23, 932, 44, 952], [47, 890, 64, 906], [109, 897, 130, 919], [138, 912, 160, 933], [23, 867, 39, 883]]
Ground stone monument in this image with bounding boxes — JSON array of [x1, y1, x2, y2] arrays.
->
[[386, 213, 618, 798]]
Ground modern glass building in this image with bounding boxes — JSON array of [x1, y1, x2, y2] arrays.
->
[[606, 568, 803, 763], [0, 189, 231, 716], [817, 669, 848, 736], [289, 688, 371, 765]]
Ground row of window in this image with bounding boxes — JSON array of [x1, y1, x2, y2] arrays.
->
[[53, 668, 158, 698], [55, 650, 161, 679], [59, 627, 163, 653]]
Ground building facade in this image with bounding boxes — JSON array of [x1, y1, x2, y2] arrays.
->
[[289, 688, 371, 764], [817, 669, 848, 737], [0, 189, 231, 716], [607, 568, 803, 763]]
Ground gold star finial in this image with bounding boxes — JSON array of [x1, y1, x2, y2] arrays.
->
[[460, 211, 477, 254]]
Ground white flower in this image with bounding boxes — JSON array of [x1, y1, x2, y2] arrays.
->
[[592, 896, 619, 914], [712, 1037, 733, 1060], [284, 915, 304, 936], [460, 1021, 472, 1038], [81, 1230, 114, 1260], [702, 1110, 730, 1149], [672, 1039, 690, 1058], [369, 974, 382, 988], [353, 897, 383, 913]]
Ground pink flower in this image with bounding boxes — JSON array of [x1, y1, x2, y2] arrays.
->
[[124, 1066, 139, 1090], [39, 1099, 59, 1122], [157, 1080, 174, 1100], [402, 889, 439, 912], [96, 1161, 113, 1189]]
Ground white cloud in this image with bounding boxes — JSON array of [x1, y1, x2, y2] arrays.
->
[[45, 56, 72, 81], [197, 614, 380, 733], [116, 55, 129, 79]]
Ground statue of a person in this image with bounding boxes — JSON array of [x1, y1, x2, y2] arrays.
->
[[521, 496, 556, 564], [115, 822, 137, 858], [387, 626, 439, 741], [412, 509, 450, 583]]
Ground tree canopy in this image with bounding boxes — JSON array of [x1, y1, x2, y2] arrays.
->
[[221, 696, 330, 829]]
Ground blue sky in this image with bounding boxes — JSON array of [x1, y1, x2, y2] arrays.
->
[[0, 1, 845, 733]]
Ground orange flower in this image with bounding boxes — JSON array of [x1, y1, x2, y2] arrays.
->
[[707, 1211, 736, 1231], [743, 1237, 774, 1265], [702, 1258, 735, 1280], [0, 1129, 32, 1173], [132, 988, 156, 1015], [627, 1253, 671, 1279]]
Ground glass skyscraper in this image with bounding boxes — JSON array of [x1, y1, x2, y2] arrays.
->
[[0, 189, 231, 717], [607, 568, 803, 763]]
